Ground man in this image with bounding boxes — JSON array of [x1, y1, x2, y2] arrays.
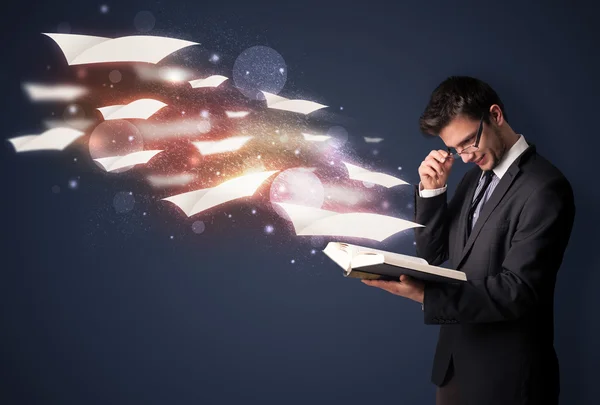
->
[[362, 76, 575, 405]]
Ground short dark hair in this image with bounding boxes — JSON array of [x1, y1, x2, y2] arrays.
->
[[419, 76, 507, 136]]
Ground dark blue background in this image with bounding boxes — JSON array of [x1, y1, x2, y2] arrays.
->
[[1, 1, 598, 404]]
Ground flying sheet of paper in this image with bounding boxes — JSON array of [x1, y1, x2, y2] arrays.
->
[[364, 136, 384, 143], [225, 111, 250, 118], [261, 91, 327, 115], [342, 162, 409, 188], [162, 170, 279, 217], [43, 118, 96, 131], [302, 133, 331, 142], [274, 202, 424, 242], [192, 136, 253, 155], [146, 173, 196, 188], [94, 150, 163, 172], [22, 83, 88, 102], [8, 127, 85, 152], [189, 75, 229, 88], [97, 99, 167, 120], [42, 33, 198, 65]]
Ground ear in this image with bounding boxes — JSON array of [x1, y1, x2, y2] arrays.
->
[[489, 104, 505, 126]]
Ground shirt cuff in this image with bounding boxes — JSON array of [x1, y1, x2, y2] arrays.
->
[[418, 182, 447, 198]]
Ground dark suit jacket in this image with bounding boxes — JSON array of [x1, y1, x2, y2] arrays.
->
[[414, 145, 575, 405]]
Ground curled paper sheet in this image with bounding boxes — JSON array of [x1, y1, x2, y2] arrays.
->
[[192, 136, 253, 155], [225, 111, 250, 118], [302, 133, 331, 142], [8, 127, 85, 152], [364, 136, 384, 143], [274, 202, 424, 242], [94, 150, 163, 172], [42, 33, 198, 65], [189, 75, 229, 88], [146, 173, 196, 188], [43, 118, 96, 131], [97, 99, 167, 120], [162, 170, 279, 217], [22, 83, 88, 102], [342, 162, 408, 188], [261, 91, 327, 115]]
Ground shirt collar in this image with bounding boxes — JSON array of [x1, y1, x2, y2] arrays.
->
[[491, 134, 529, 179]]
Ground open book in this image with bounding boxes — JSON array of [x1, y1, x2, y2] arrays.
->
[[323, 242, 467, 283]]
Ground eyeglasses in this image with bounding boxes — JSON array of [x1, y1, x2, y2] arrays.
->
[[447, 115, 484, 158]]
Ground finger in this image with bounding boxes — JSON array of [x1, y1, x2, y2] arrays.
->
[[424, 158, 445, 177], [420, 164, 440, 180], [423, 160, 443, 177], [430, 149, 450, 163]]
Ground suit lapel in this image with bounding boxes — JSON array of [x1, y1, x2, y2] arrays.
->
[[456, 145, 536, 269]]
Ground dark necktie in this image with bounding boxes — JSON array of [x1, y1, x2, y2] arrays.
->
[[466, 170, 494, 238]]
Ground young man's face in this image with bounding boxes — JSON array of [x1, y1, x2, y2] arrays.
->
[[439, 113, 507, 171]]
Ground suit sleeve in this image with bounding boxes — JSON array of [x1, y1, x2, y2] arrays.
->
[[423, 177, 575, 324], [414, 174, 470, 266]]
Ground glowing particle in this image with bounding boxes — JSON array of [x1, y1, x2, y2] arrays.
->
[[265, 225, 274, 234], [100, 4, 109, 13], [290, 259, 295, 264]]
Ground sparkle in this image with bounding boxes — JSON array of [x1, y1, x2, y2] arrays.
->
[[68, 179, 78, 189], [329, 161, 334, 165], [170, 235, 174, 239], [398, 166, 402, 170], [294, 149, 300, 155], [264, 225, 274, 234], [228, 214, 232, 218], [110, 84, 113, 88], [311, 249, 316, 255], [245, 70, 250, 75], [181, 111, 185, 115], [209, 54, 220, 63], [216, 171, 220, 175], [200, 110, 209, 118], [128, 136, 134, 141], [67, 105, 78, 114], [279, 67, 285, 74], [100, 4, 109, 13], [413, 241, 417, 245], [382, 201, 390, 209], [143, 212, 147, 216], [290, 259, 295, 264], [128, 191, 133, 195], [340, 106, 344, 110], [251, 209, 257, 214], [257, 155, 261, 159], [73, 158, 77, 162]]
